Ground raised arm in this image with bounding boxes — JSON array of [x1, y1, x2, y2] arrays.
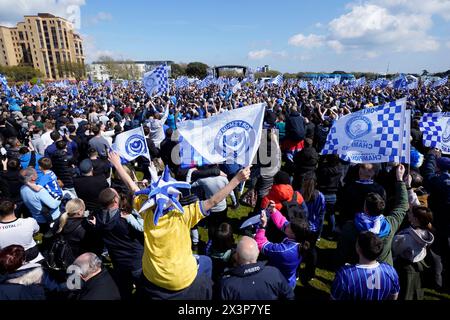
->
[[202, 166, 251, 212], [108, 151, 140, 193], [387, 164, 409, 233]]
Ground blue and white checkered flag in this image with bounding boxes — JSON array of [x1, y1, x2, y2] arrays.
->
[[143, 64, 169, 96], [432, 76, 448, 88], [321, 99, 409, 163], [271, 75, 283, 86], [112, 126, 150, 161], [175, 76, 189, 89], [423, 79, 432, 87], [407, 80, 418, 90], [197, 75, 214, 89], [299, 81, 309, 90], [420, 112, 450, 154]]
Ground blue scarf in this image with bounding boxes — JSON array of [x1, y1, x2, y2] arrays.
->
[[354, 213, 391, 238]]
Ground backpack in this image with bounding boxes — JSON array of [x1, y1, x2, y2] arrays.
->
[[46, 224, 82, 270], [280, 192, 307, 220], [265, 192, 308, 243]]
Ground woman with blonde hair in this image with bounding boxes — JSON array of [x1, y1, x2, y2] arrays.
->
[[50, 199, 102, 261]]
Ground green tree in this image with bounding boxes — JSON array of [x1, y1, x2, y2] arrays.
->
[[171, 63, 187, 78], [255, 70, 281, 79], [0, 65, 43, 82], [283, 73, 297, 79], [97, 55, 121, 79], [57, 62, 86, 81], [186, 62, 209, 78]]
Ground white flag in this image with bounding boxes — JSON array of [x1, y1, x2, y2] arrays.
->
[[321, 99, 408, 163], [232, 82, 241, 93], [177, 103, 265, 166], [112, 126, 150, 161]]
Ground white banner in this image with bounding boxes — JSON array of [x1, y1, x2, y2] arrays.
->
[[177, 103, 265, 166]]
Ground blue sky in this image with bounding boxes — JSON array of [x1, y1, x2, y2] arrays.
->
[[1, 0, 450, 73]]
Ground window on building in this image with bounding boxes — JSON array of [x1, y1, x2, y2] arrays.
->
[[51, 27, 58, 48]]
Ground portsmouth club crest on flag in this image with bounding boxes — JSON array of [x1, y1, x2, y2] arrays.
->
[[420, 112, 450, 154], [177, 103, 265, 166], [112, 126, 150, 161], [321, 98, 410, 163]]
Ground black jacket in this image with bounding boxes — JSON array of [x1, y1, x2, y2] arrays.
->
[[285, 112, 305, 141], [95, 208, 144, 271], [337, 180, 387, 222], [73, 268, 121, 300], [51, 217, 103, 259], [317, 162, 343, 194], [51, 150, 75, 189], [160, 138, 178, 173], [293, 146, 319, 175], [422, 154, 450, 234], [91, 158, 111, 179], [73, 175, 109, 212], [314, 124, 330, 152], [0, 170, 22, 201], [220, 261, 294, 300]]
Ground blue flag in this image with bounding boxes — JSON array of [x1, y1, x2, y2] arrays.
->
[[143, 64, 169, 96]]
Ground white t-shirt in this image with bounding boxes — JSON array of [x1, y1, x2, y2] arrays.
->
[[41, 131, 53, 150], [0, 218, 40, 251]]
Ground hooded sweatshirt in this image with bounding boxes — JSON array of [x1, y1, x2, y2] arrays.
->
[[261, 184, 305, 211], [392, 227, 434, 263]]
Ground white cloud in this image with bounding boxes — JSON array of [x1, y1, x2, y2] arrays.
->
[[365, 51, 379, 59], [248, 49, 272, 60], [373, 0, 450, 21], [315, 22, 324, 28], [447, 41, 450, 48], [327, 40, 344, 53], [247, 49, 288, 60], [288, 33, 325, 48], [89, 11, 112, 24], [82, 34, 122, 62], [328, 4, 439, 52], [0, 0, 85, 29]]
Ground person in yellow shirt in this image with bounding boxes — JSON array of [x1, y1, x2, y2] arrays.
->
[[107, 151, 251, 299]]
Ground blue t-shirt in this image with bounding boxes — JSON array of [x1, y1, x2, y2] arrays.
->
[[331, 262, 399, 300], [36, 171, 63, 199]]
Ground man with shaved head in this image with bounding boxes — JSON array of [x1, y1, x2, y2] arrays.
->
[[220, 236, 294, 300]]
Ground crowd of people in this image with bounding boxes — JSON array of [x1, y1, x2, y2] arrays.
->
[[0, 76, 449, 301]]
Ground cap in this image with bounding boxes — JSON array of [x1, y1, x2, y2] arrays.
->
[[79, 159, 93, 175]]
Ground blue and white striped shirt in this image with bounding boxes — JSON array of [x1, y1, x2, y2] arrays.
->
[[331, 262, 399, 300]]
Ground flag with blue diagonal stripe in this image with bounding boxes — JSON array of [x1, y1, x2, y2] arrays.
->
[[175, 76, 189, 89], [271, 75, 283, 86], [419, 112, 450, 154], [197, 75, 214, 89], [143, 64, 169, 96], [321, 99, 410, 163], [432, 76, 448, 88]]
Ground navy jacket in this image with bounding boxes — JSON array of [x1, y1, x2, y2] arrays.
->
[[220, 261, 294, 300], [95, 208, 144, 271], [285, 111, 305, 141], [422, 154, 450, 234]]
